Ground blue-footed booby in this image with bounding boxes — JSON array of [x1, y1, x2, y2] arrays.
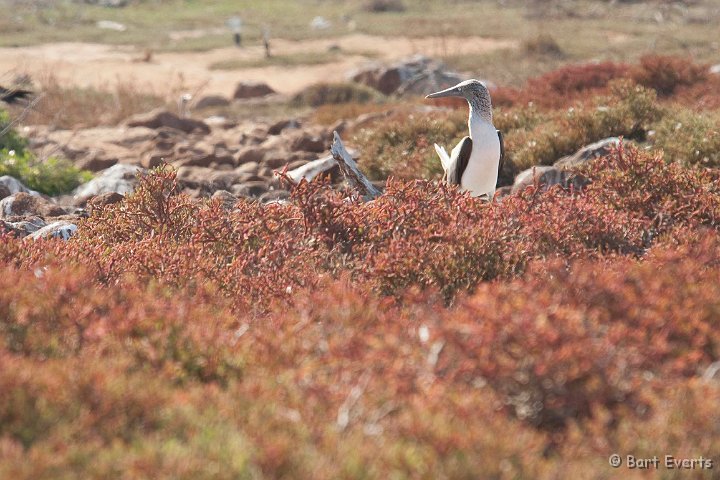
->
[[426, 80, 504, 199]]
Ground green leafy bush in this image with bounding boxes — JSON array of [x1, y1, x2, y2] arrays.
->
[[0, 108, 91, 195], [353, 110, 466, 180], [653, 108, 720, 167], [0, 149, 92, 196], [0, 109, 28, 154], [507, 80, 661, 170]]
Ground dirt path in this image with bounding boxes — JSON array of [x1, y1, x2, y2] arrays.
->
[[0, 34, 516, 98]]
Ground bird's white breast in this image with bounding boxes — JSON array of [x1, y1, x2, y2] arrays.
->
[[462, 118, 501, 198]]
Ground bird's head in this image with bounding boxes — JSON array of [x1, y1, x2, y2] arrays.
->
[[426, 79, 488, 100], [426, 79, 492, 120]]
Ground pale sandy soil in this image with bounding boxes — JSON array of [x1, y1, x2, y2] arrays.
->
[[0, 34, 517, 98]]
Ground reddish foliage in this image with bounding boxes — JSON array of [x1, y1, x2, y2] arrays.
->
[[492, 55, 716, 110], [631, 54, 709, 97], [493, 61, 631, 108]]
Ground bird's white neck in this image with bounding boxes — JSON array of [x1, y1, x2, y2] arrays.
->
[[468, 103, 493, 127], [468, 107, 494, 138]]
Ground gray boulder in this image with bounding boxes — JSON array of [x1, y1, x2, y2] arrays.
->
[[0, 193, 69, 219], [0, 175, 39, 198], [73, 164, 143, 199], [512, 166, 588, 194], [350, 55, 464, 97], [1, 217, 46, 238], [554, 137, 620, 169]]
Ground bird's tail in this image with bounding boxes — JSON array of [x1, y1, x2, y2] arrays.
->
[[433, 143, 451, 172]]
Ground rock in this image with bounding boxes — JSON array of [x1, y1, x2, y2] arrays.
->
[[288, 131, 326, 153], [176, 166, 215, 184], [211, 190, 239, 209], [287, 159, 310, 170], [73, 164, 142, 198], [0, 193, 69, 219], [328, 120, 347, 137], [126, 109, 210, 135], [0, 183, 9, 201], [235, 162, 260, 175], [232, 181, 269, 198], [349, 55, 464, 96], [195, 95, 231, 109], [76, 154, 118, 172], [28, 221, 78, 241], [554, 137, 620, 169], [97, 20, 127, 30], [268, 118, 301, 135], [494, 185, 513, 200], [0, 217, 46, 238], [174, 152, 235, 169], [236, 146, 267, 165], [512, 166, 589, 194], [262, 150, 292, 169], [86, 192, 124, 214], [259, 190, 290, 203], [141, 151, 167, 169], [233, 82, 276, 99], [352, 66, 403, 96], [204, 116, 238, 129], [0, 175, 39, 197], [87, 0, 128, 7]]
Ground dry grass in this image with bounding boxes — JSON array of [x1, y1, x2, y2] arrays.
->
[[21, 73, 171, 129]]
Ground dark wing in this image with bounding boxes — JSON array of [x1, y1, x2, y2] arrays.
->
[[0, 86, 33, 104], [497, 130, 505, 175], [447, 136, 473, 186]]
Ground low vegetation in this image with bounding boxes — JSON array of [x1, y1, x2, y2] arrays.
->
[[1, 136, 720, 476], [291, 82, 383, 108], [353, 55, 720, 183], [1, 29, 720, 475], [1, 110, 91, 195], [20, 73, 169, 130]]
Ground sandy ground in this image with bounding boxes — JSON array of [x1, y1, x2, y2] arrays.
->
[[0, 34, 517, 98]]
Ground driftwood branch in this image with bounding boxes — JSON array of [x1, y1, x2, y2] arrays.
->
[[286, 154, 336, 184], [330, 131, 381, 201]]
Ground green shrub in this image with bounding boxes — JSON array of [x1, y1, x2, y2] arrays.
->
[[0, 109, 28, 154], [508, 80, 661, 169], [653, 109, 720, 167], [0, 108, 91, 195], [0, 149, 92, 196], [353, 110, 467, 180]]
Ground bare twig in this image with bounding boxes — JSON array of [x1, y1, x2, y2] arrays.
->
[[0, 93, 44, 138], [330, 131, 382, 201]]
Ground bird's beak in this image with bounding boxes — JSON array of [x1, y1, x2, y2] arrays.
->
[[425, 85, 463, 99]]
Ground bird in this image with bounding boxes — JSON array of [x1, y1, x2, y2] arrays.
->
[[426, 79, 504, 199], [0, 85, 33, 105]]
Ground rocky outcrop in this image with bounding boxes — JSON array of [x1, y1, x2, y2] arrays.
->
[[0, 175, 38, 199], [512, 166, 589, 194], [554, 137, 620, 169], [126, 109, 211, 135], [350, 55, 465, 97], [0, 193, 69, 219], [73, 164, 143, 199]]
